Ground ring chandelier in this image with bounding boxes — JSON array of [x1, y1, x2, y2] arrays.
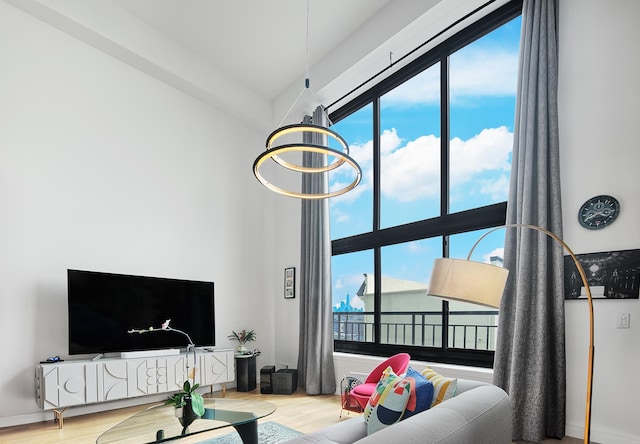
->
[[251, 0, 361, 199], [253, 123, 362, 199]]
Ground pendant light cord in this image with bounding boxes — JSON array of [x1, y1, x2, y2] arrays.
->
[[276, 0, 334, 129]]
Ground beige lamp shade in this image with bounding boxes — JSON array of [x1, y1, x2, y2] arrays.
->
[[427, 258, 509, 309]]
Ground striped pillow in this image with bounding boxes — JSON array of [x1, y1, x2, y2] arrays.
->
[[420, 367, 457, 407]]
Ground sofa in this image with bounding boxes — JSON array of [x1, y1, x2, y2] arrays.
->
[[282, 379, 511, 444]]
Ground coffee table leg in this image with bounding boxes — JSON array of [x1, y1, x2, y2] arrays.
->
[[232, 420, 258, 444]]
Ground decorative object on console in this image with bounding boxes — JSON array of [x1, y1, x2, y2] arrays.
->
[[128, 319, 198, 383], [251, 0, 361, 199], [427, 223, 595, 444], [577, 194, 620, 230], [165, 380, 205, 432], [227, 329, 256, 355]]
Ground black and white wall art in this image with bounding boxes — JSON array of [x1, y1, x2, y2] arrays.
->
[[564, 249, 640, 300]]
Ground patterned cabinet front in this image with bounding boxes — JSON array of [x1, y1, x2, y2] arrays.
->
[[199, 349, 234, 386], [35, 351, 234, 410], [125, 355, 188, 398], [35, 361, 99, 409]]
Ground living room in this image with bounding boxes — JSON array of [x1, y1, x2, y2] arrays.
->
[[1, 0, 638, 443]]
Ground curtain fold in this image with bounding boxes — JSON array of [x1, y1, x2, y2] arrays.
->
[[297, 106, 336, 395], [493, 0, 565, 441]]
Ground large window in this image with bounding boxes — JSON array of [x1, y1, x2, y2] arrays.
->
[[328, 1, 522, 367]]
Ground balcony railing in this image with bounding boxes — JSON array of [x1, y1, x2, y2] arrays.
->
[[333, 310, 499, 351]]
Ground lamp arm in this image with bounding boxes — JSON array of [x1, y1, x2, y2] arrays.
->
[[469, 223, 593, 444], [166, 327, 198, 385], [128, 325, 198, 386]]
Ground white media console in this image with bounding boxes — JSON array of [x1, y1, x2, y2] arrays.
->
[[35, 348, 234, 427]]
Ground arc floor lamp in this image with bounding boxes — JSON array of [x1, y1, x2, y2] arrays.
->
[[427, 224, 594, 444]]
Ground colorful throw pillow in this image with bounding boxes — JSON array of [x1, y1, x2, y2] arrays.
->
[[421, 367, 457, 407], [365, 375, 411, 435], [402, 367, 434, 419], [363, 366, 400, 424]]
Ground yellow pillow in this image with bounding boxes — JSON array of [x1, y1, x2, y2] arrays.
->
[[421, 367, 457, 407]]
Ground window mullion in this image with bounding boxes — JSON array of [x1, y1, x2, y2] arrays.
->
[[373, 97, 382, 345], [373, 97, 381, 233]]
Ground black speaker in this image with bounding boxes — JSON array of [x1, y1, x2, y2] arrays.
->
[[272, 369, 298, 395], [260, 365, 275, 394]]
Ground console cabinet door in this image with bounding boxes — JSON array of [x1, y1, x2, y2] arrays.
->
[[36, 361, 98, 409], [200, 349, 234, 386]]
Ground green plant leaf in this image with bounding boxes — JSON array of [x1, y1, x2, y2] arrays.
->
[[190, 393, 205, 416]]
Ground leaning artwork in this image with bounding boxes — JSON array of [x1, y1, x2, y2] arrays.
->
[[564, 248, 640, 300]]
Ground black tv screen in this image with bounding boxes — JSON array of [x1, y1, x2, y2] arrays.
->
[[68, 269, 215, 355]]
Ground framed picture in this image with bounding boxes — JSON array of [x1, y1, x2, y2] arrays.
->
[[564, 248, 640, 300], [284, 267, 295, 299]]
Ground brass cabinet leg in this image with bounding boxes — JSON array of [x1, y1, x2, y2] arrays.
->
[[53, 407, 68, 429]]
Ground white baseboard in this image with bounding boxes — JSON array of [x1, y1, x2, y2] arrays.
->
[[565, 423, 640, 444]]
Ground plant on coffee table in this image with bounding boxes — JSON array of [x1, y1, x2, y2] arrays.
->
[[166, 380, 205, 428]]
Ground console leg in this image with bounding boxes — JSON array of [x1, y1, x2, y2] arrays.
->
[[53, 407, 68, 429]]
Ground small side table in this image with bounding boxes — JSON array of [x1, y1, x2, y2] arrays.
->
[[235, 354, 257, 392]]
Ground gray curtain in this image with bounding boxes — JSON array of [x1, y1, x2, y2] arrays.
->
[[493, 0, 564, 442], [297, 106, 336, 395]]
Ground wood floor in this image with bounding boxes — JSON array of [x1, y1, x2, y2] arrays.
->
[[0, 387, 583, 444]]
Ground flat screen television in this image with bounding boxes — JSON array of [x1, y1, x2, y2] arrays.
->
[[67, 269, 215, 355]]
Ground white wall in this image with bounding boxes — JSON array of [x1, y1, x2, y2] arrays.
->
[[0, 1, 276, 425], [1, 1, 639, 442], [559, 1, 640, 443]]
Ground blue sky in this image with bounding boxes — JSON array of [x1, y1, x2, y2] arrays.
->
[[328, 17, 522, 309]]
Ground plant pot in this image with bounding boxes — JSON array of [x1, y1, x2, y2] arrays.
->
[[177, 397, 201, 432], [236, 344, 249, 354]]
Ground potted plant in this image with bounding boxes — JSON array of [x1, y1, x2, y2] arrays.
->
[[227, 329, 256, 354], [165, 380, 205, 429]]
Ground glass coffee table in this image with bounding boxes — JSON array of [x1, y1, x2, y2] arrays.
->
[[97, 398, 276, 444]]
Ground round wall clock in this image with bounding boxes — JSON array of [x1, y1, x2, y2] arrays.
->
[[578, 195, 620, 230]]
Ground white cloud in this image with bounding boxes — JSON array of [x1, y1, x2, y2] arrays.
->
[[408, 241, 426, 253], [450, 50, 518, 101], [330, 129, 401, 205], [375, 126, 512, 202], [450, 126, 513, 182], [330, 126, 512, 211], [350, 295, 365, 309], [484, 248, 504, 264], [479, 174, 510, 201], [381, 133, 441, 202], [383, 48, 518, 106]]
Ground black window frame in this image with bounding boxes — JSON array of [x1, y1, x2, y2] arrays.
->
[[328, 0, 522, 368]]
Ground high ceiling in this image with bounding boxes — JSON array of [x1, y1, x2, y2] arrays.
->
[[7, 0, 510, 129], [112, 0, 394, 101]]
